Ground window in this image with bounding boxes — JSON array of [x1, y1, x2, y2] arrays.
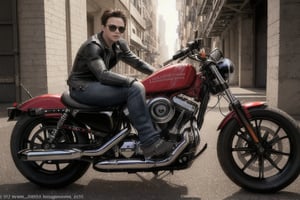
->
[[131, 0, 142, 13]]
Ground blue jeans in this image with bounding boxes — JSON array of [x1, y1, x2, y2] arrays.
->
[[70, 81, 159, 146]]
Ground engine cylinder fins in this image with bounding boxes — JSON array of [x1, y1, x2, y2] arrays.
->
[[148, 97, 175, 123], [172, 96, 198, 114]]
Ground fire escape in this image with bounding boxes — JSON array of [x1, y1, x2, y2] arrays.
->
[[198, 0, 252, 37]]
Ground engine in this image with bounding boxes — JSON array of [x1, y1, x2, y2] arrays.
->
[[114, 95, 199, 159], [147, 97, 175, 123], [147, 95, 198, 135]]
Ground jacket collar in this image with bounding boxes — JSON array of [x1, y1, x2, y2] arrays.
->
[[97, 31, 122, 54], [97, 32, 110, 49]]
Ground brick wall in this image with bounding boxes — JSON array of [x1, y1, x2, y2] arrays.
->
[[44, 0, 68, 94], [44, 0, 87, 94], [18, 0, 47, 99], [69, 0, 87, 71], [18, 0, 87, 99]]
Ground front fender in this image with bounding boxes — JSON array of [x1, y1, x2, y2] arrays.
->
[[217, 101, 266, 130]]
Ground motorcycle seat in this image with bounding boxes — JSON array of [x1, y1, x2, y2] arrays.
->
[[61, 91, 117, 111]]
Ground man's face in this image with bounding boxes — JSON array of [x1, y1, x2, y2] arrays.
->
[[103, 17, 126, 44]]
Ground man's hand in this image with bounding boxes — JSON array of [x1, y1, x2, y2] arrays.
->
[[127, 77, 137, 87]]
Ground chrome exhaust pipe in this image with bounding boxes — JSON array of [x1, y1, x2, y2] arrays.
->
[[19, 149, 82, 161], [82, 128, 129, 157], [94, 131, 190, 170], [20, 128, 129, 161]]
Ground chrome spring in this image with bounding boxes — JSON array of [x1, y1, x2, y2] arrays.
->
[[48, 109, 70, 143]]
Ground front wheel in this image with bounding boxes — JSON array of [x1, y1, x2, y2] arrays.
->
[[217, 106, 300, 193], [10, 115, 91, 188]]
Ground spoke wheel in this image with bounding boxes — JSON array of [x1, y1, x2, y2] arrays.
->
[[11, 116, 90, 188], [217, 107, 300, 193], [233, 119, 289, 178], [28, 125, 78, 173]]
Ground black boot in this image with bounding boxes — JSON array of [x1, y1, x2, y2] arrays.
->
[[141, 138, 174, 158]]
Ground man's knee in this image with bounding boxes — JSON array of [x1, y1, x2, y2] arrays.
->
[[130, 81, 145, 95]]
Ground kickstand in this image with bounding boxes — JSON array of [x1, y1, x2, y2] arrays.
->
[[152, 170, 173, 179], [194, 143, 208, 159]]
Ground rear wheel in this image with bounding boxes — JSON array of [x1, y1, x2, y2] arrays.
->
[[10, 115, 90, 188], [217, 107, 300, 192]]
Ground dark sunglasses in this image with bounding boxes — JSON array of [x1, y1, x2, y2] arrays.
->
[[107, 24, 126, 33]]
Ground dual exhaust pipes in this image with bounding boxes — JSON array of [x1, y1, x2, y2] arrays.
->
[[19, 128, 130, 161], [19, 128, 190, 170]]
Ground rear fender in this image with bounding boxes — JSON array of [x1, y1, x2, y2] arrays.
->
[[217, 101, 266, 130], [9, 94, 65, 119]]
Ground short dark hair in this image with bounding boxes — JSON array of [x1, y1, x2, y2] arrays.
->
[[101, 9, 127, 27]]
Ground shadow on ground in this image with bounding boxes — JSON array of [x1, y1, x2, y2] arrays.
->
[[0, 177, 200, 200], [224, 189, 300, 200]]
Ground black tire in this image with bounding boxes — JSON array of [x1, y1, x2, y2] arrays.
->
[[217, 106, 300, 193], [10, 115, 91, 188]]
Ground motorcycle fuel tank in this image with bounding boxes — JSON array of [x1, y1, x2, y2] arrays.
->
[[142, 63, 196, 94]]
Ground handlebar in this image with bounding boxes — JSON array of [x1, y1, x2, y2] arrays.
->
[[162, 39, 225, 66], [172, 47, 190, 60], [163, 39, 203, 66]]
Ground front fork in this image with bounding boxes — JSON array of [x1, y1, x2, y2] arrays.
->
[[209, 63, 261, 145], [224, 89, 260, 144]]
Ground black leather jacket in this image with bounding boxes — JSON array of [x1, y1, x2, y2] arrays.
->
[[67, 32, 155, 89]]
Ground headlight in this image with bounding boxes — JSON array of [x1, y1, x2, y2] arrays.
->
[[217, 58, 234, 81]]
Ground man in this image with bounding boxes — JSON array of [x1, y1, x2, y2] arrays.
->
[[67, 9, 173, 158]]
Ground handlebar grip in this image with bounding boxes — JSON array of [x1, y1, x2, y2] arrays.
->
[[172, 47, 190, 60], [165, 39, 203, 64], [163, 59, 173, 66]]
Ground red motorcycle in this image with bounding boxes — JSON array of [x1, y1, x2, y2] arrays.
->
[[8, 39, 300, 192]]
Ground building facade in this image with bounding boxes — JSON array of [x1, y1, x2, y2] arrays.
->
[[0, 0, 158, 103], [177, 0, 300, 119]]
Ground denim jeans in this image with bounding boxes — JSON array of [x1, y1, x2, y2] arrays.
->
[[70, 81, 159, 146]]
